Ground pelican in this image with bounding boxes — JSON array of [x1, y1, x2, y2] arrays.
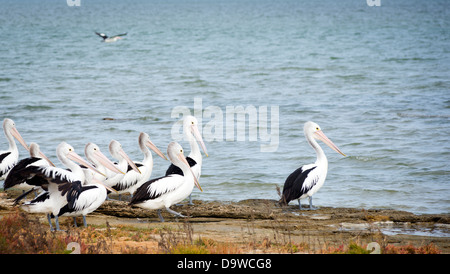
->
[[102, 140, 142, 199], [95, 32, 127, 43], [13, 142, 106, 231], [130, 142, 202, 222], [55, 161, 119, 228], [84, 142, 126, 182], [109, 133, 166, 198], [280, 121, 346, 210], [0, 118, 29, 180], [29, 142, 55, 167], [165, 116, 208, 204], [4, 142, 54, 193]]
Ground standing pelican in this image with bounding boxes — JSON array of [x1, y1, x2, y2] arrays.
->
[[0, 118, 29, 180], [110, 132, 166, 198], [130, 142, 202, 222], [95, 32, 127, 43], [4, 142, 54, 193], [13, 142, 105, 231], [280, 121, 346, 209], [165, 116, 208, 204], [56, 158, 119, 228]]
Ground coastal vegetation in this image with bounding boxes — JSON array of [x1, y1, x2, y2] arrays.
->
[[0, 209, 442, 254]]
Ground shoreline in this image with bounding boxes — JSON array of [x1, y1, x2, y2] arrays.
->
[[1, 191, 449, 253]]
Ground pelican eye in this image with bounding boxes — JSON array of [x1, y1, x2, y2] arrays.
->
[[191, 121, 194, 125], [316, 127, 320, 131]]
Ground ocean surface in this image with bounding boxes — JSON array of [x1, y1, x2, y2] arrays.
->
[[0, 0, 449, 214]]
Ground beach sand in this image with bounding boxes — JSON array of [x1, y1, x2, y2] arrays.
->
[[1, 191, 449, 253]]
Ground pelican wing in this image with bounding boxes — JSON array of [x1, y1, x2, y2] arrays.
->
[[3, 157, 41, 189], [112, 163, 145, 192], [281, 165, 317, 204], [126, 162, 143, 172], [111, 32, 127, 38], [95, 32, 108, 39], [130, 174, 183, 205], [65, 181, 98, 212], [13, 188, 37, 205], [0, 152, 13, 177], [12, 164, 78, 206], [0, 152, 11, 163], [165, 157, 197, 176], [8, 165, 78, 196]]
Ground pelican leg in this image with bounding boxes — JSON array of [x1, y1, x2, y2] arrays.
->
[[47, 214, 54, 231], [82, 216, 87, 227], [308, 197, 317, 210], [298, 199, 302, 210], [166, 207, 186, 219], [73, 217, 78, 227], [157, 209, 165, 222], [188, 194, 193, 205], [55, 216, 61, 231]]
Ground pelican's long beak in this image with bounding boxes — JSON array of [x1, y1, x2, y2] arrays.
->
[[146, 140, 167, 160], [39, 151, 56, 167], [314, 130, 346, 157], [178, 152, 202, 192], [67, 151, 107, 177], [191, 124, 208, 157], [118, 148, 141, 174], [93, 178, 118, 193], [10, 126, 29, 151], [94, 150, 124, 175]]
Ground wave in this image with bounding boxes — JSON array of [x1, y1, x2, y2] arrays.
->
[[397, 112, 450, 118], [22, 104, 53, 111]]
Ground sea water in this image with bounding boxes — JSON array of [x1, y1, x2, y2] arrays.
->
[[0, 0, 449, 214]]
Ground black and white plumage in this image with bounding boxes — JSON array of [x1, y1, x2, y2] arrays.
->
[[108, 133, 166, 197], [56, 168, 117, 228], [165, 116, 208, 204], [101, 139, 142, 197], [44, 143, 121, 228], [130, 142, 202, 222], [280, 121, 346, 210], [95, 32, 127, 43], [12, 142, 104, 231], [3, 142, 54, 192], [0, 118, 29, 180]]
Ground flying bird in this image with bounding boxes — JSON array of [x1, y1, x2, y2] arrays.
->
[[95, 32, 127, 43]]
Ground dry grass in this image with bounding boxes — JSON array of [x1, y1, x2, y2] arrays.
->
[[0, 209, 442, 254]]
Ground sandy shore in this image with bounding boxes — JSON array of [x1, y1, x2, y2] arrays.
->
[[1, 191, 449, 253]]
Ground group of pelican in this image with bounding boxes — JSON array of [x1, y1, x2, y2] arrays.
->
[[1, 115, 347, 231], [0, 116, 208, 230]]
